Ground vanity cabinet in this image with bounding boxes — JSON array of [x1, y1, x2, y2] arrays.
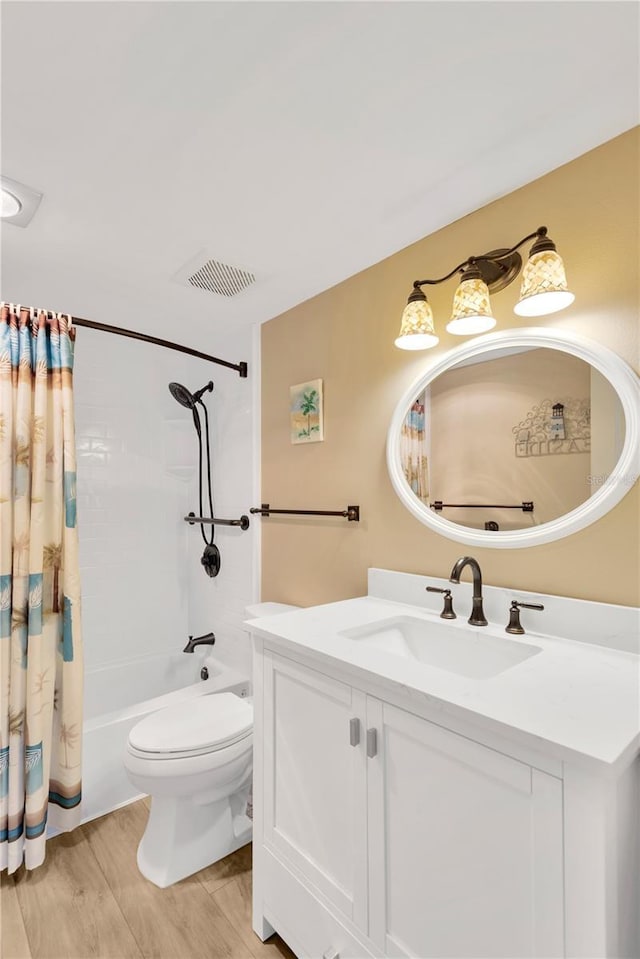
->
[[262, 652, 368, 930], [366, 698, 563, 958], [256, 650, 565, 958]]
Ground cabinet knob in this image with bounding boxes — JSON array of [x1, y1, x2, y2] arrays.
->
[[366, 727, 377, 758], [323, 950, 340, 959], [349, 717, 360, 747]]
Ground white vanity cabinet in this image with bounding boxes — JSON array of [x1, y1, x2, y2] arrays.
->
[[366, 698, 563, 958], [261, 652, 369, 932], [251, 576, 640, 959], [255, 649, 564, 958]]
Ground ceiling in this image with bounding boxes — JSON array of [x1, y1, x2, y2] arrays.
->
[[1, 2, 638, 350]]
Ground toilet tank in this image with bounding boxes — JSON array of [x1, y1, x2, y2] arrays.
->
[[245, 602, 300, 618]]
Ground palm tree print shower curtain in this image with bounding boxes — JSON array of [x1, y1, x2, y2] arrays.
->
[[0, 305, 83, 873]]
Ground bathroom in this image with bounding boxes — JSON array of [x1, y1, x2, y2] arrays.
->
[[1, 3, 638, 958]]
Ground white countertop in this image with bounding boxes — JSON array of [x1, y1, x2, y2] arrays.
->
[[247, 571, 640, 772]]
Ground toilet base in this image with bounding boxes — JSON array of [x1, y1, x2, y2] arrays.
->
[[137, 788, 252, 888]]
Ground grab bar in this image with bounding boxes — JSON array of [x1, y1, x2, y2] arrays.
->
[[185, 512, 250, 530]]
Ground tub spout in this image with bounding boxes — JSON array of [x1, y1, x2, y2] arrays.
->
[[183, 632, 216, 653]]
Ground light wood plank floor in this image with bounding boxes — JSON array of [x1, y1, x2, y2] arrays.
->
[[1, 800, 294, 959]]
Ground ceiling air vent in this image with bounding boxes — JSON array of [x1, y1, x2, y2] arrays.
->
[[186, 258, 256, 298]]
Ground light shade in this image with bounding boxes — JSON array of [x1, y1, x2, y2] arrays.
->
[[395, 298, 439, 350], [515, 249, 575, 317], [446, 277, 496, 336], [0, 188, 21, 218]]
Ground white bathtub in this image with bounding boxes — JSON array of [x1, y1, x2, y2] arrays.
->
[[81, 653, 250, 825]]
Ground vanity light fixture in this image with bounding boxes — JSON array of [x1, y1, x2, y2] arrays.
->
[[395, 226, 574, 350]]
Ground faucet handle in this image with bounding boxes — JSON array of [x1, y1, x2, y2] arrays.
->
[[506, 600, 544, 635], [426, 586, 457, 620]]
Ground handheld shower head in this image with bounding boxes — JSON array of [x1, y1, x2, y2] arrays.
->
[[168, 381, 214, 409], [169, 382, 196, 409], [168, 381, 213, 439], [169, 382, 201, 436]]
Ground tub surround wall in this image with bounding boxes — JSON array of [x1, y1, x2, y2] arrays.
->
[[75, 332, 191, 676], [75, 321, 256, 699], [260, 129, 639, 608]]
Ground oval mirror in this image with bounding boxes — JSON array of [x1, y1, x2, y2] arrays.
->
[[387, 328, 640, 548]]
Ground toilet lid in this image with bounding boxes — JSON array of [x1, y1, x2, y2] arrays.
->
[[128, 693, 253, 756]]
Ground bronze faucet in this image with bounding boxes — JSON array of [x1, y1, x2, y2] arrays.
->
[[449, 556, 488, 626], [183, 631, 216, 653]]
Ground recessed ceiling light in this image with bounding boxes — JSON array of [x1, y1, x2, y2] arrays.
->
[[1, 188, 22, 218], [0, 175, 43, 227]]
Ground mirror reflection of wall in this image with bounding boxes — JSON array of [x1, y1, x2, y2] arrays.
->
[[590, 367, 624, 488], [399, 347, 625, 532]]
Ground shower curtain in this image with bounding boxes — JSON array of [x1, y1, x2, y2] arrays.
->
[[401, 395, 429, 503], [0, 305, 83, 873]]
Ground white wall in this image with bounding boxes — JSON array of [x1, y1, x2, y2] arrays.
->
[[73, 322, 257, 695]]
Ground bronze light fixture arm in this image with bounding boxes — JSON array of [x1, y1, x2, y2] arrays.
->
[[411, 227, 548, 290]]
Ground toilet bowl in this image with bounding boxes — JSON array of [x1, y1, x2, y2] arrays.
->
[[124, 603, 299, 888], [124, 692, 253, 887]]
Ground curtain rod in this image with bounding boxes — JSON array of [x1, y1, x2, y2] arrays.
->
[[73, 317, 248, 377], [3, 304, 248, 378]]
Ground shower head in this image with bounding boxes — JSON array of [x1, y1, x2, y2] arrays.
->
[[169, 382, 196, 409], [168, 381, 214, 409]]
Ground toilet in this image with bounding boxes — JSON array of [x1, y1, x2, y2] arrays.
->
[[124, 602, 298, 888]]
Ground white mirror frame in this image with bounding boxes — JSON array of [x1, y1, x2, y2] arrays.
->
[[387, 327, 640, 549]]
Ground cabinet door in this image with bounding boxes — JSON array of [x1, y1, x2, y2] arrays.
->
[[367, 700, 564, 958], [263, 652, 368, 929]]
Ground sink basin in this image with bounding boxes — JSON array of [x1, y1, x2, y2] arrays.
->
[[339, 615, 541, 679]]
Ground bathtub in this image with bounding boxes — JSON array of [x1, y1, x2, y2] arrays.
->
[[80, 653, 250, 826]]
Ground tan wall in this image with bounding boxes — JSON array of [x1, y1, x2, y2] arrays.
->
[[261, 129, 639, 608]]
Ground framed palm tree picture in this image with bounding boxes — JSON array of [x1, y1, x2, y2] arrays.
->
[[290, 379, 324, 444]]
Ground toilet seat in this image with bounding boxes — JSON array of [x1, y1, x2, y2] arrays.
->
[[128, 693, 253, 760]]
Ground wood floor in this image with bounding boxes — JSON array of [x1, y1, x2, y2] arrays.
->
[[1, 799, 295, 959]]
